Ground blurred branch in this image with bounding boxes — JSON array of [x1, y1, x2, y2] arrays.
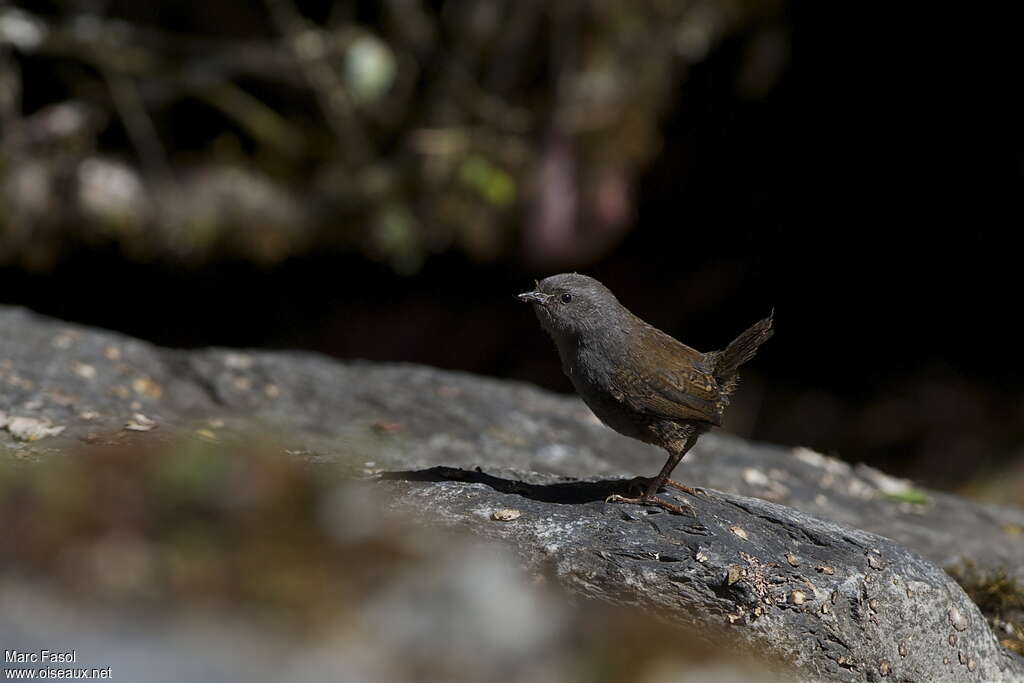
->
[[1, 6, 324, 87], [263, 0, 372, 166], [102, 71, 171, 181], [0, 46, 19, 128], [194, 81, 306, 158]]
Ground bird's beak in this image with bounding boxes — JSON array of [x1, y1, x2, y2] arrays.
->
[[517, 290, 551, 306]]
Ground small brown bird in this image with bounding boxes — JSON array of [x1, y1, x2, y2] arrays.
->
[[519, 273, 773, 514]]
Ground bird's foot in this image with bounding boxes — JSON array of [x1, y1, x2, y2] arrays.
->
[[624, 476, 652, 497], [624, 476, 705, 498], [605, 493, 695, 517], [665, 479, 706, 497]]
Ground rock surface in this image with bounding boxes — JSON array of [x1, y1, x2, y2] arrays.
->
[[2, 305, 1023, 681]]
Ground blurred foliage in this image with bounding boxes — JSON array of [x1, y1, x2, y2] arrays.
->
[[1, 435, 366, 625], [0, 0, 785, 272]]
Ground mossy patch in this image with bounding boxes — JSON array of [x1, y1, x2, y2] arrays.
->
[[880, 488, 930, 505], [947, 561, 1024, 655]]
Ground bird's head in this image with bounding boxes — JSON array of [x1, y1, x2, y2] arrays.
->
[[518, 273, 625, 339]]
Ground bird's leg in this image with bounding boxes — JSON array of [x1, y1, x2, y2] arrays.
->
[[606, 428, 703, 515], [640, 449, 700, 499], [644, 428, 704, 499]]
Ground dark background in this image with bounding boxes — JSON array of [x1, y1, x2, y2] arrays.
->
[[1, 1, 1021, 501]]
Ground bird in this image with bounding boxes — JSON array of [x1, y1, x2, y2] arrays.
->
[[518, 273, 773, 514]]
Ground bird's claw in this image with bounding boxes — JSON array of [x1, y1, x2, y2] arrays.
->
[[605, 493, 695, 517], [665, 480, 706, 497], [625, 476, 706, 499]]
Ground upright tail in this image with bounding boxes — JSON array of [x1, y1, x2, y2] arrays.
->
[[713, 310, 774, 380]]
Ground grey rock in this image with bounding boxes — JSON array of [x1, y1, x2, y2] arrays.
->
[[2, 304, 1023, 681], [376, 469, 1021, 681]]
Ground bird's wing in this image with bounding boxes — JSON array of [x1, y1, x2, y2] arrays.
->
[[610, 325, 723, 426]]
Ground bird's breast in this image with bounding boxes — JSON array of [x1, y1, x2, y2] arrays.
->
[[560, 338, 655, 443]]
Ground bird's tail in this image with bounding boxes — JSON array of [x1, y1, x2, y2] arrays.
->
[[713, 310, 774, 380]]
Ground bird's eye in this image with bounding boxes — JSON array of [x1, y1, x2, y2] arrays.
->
[[560, 293, 573, 304]]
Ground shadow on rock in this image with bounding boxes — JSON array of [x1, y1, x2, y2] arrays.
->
[[377, 466, 644, 505]]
